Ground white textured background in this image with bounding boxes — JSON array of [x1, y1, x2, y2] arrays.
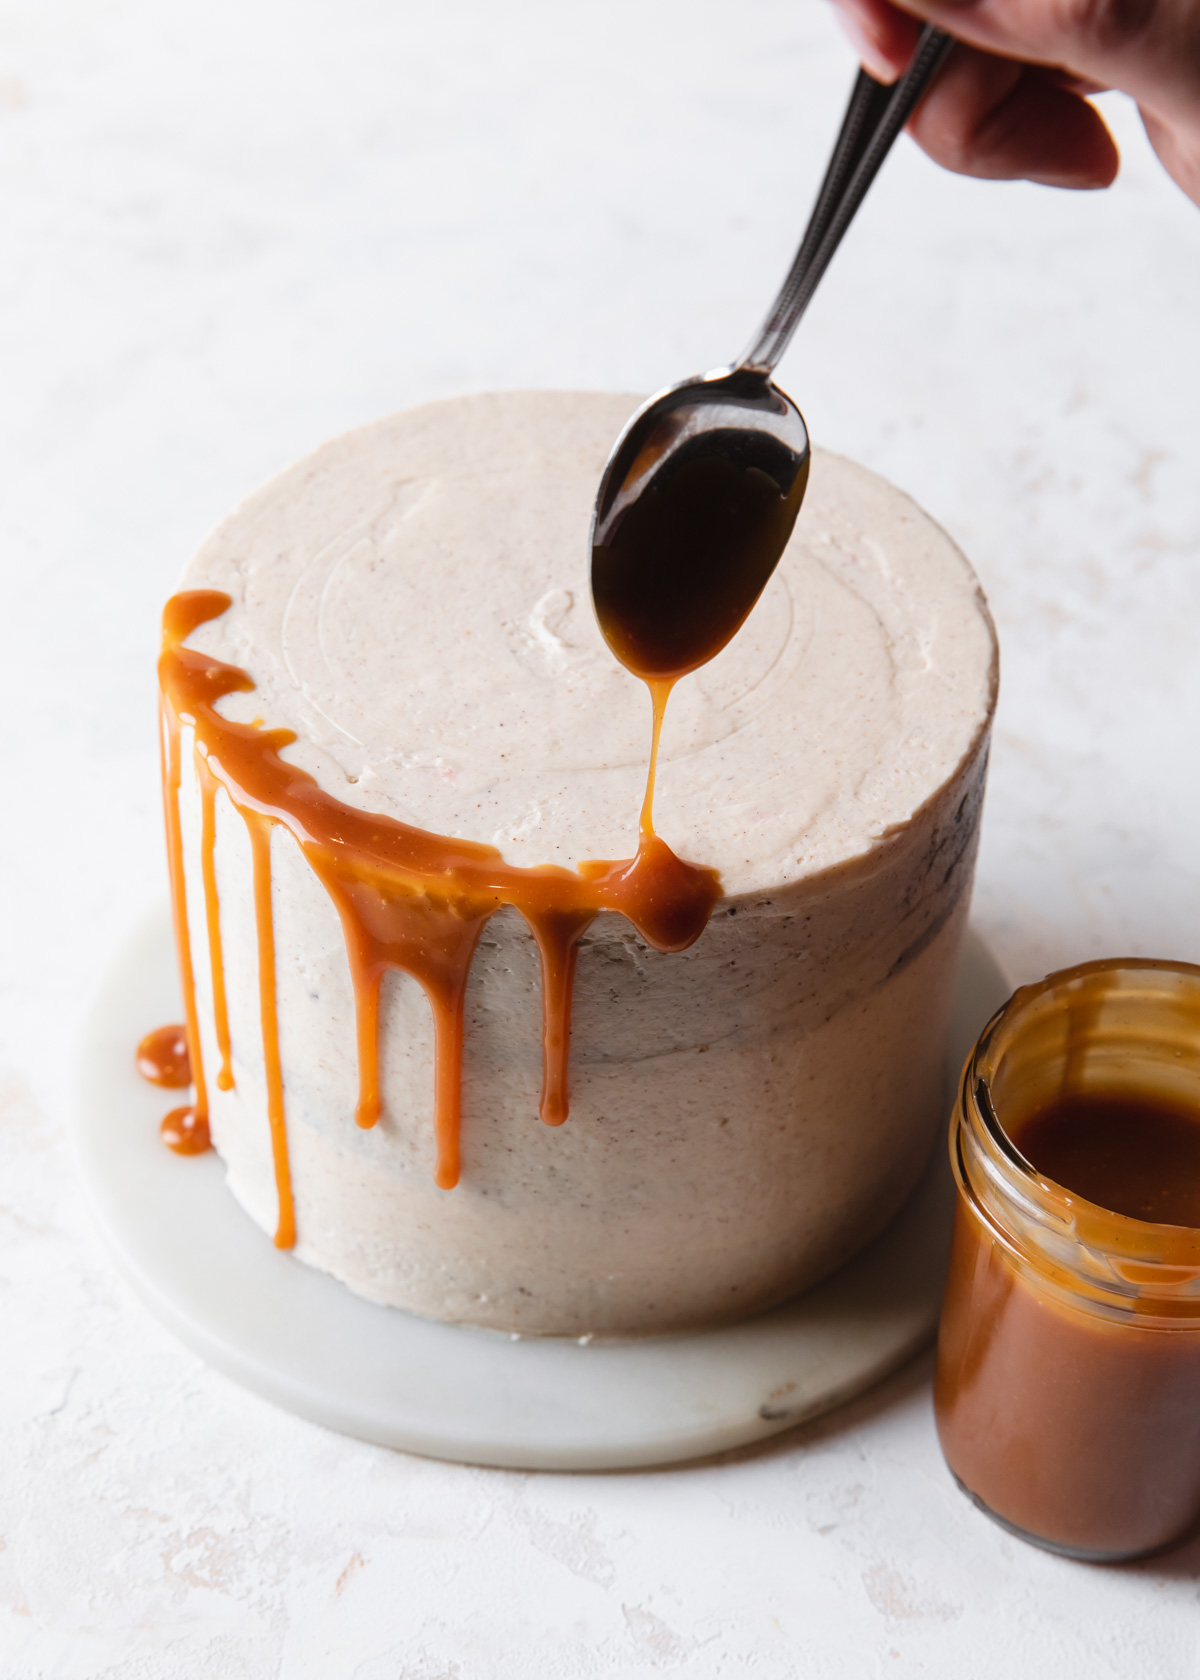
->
[[3, 1, 1200, 1674]]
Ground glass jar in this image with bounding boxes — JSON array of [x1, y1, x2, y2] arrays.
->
[[936, 958, 1200, 1561]]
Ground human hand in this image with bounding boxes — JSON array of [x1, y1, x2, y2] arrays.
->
[[830, 0, 1200, 206]]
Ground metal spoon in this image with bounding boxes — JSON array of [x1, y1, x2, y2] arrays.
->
[[590, 24, 953, 683]]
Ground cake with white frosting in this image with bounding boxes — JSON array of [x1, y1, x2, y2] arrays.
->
[[166, 390, 998, 1335]]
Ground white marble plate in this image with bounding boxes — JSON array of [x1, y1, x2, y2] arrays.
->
[[71, 904, 1009, 1470]]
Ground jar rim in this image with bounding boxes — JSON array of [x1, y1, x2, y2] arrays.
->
[[957, 958, 1200, 1293]]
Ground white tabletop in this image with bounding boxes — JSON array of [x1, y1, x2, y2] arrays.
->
[[4, 2, 1200, 1673]]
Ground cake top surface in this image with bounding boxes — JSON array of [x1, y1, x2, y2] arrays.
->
[[181, 390, 997, 898]]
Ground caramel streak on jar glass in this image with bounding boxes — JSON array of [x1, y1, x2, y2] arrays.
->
[[936, 959, 1200, 1562]]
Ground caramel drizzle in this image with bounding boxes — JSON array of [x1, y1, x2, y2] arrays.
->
[[158, 589, 719, 1245], [639, 677, 672, 841], [247, 816, 297, 1247], [198, 761, 234, 1091], [160, 688, 210, 1151]]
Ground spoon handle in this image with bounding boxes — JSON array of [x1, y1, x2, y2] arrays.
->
[[776, 68, 893, 301], [740, 24, 954, 375]]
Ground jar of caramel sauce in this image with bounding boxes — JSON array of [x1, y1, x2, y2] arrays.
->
[[936, 958, 1200, 1561]]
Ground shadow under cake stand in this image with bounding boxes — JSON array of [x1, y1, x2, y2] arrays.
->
[[72, 903, 1009, 1470]]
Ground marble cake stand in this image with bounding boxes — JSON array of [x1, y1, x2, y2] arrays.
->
[[71, 903, 1009, 1471]]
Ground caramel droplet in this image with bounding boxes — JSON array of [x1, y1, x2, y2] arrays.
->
[[160, 1104, 212, 1155], [136, 1024, 192, 1088]]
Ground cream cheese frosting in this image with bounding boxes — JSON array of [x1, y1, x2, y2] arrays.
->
[[170, 390, 998, 1335], [184, 391, 995, 897]]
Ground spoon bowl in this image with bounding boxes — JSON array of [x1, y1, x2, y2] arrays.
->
[[590, 366, 809, 683], [590, 26, 953, 687]]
